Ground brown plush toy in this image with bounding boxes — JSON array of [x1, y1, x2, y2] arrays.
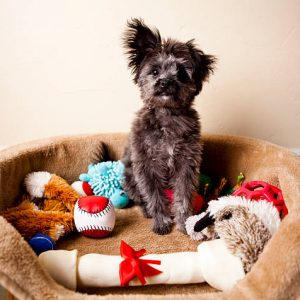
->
[[1, 172, 79, 241]]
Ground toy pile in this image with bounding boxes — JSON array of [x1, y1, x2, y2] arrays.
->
[[195, 172, 287, 217], [196, 172, 246, 210], [0, 160, 130, 254], [0, 160, 289, 292], [162, 173, 246, 215], [38, 185, 286, 291]]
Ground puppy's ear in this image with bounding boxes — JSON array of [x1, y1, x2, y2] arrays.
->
[[186, 40, 216, 93], [123, 18, 161, 82]]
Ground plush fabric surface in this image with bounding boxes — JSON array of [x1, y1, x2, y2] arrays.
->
[[0, 133, 299, 300]]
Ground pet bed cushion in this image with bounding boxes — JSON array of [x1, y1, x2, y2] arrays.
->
[[0, 133, 299, 300]]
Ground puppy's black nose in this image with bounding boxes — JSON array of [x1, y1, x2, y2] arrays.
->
[[158, 78, 172, 88]]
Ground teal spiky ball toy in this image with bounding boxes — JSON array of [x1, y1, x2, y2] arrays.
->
[[79, 161, 125, 199]]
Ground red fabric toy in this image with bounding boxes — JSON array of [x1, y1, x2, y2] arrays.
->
[[164, 189, 205, 214]]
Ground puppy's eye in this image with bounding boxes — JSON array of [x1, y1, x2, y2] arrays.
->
[[152, 69, 159, 76]]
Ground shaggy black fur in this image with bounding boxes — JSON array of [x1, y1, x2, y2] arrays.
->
[[122, 18, 216, 235]]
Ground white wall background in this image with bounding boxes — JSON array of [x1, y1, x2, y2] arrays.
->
[[0, 0, 299, 148]]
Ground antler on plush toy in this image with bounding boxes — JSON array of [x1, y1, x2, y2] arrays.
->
[[38, 195, 281, 291]]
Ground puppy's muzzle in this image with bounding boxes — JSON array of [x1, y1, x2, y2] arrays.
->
[[155, 79, 178, 96]]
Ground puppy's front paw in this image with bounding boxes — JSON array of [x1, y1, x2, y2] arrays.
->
[[152, 218, 173, 235]]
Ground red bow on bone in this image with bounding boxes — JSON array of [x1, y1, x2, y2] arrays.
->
[[119, 240, 162, 286]]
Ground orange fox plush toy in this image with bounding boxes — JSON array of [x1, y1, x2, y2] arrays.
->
[[1, 172, 79, 241]]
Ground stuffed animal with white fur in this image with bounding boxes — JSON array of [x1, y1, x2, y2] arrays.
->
[[185, 196, 281, 273]]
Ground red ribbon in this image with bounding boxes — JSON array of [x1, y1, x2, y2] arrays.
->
[[119, 240, 162, 286]]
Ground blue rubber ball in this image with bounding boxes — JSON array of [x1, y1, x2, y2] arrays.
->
[[29, 233, 56, 255], [110, 189, 129, 209]]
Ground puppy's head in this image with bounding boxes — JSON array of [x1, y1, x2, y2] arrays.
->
[[123, 18, 216, 109]]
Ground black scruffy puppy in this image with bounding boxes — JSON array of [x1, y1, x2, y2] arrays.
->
[[122, 18, 216, 235]]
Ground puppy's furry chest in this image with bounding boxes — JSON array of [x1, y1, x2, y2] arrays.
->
[[145, 129, 177, 165], [132, 107, 200, 170]]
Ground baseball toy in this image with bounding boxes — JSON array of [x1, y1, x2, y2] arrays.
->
[[74, 196, 115, 238]]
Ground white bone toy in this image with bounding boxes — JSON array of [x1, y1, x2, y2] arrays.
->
[[39, 239, 244, 291]]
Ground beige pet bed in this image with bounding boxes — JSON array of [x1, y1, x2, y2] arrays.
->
[[0, 133, 299, 300]]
